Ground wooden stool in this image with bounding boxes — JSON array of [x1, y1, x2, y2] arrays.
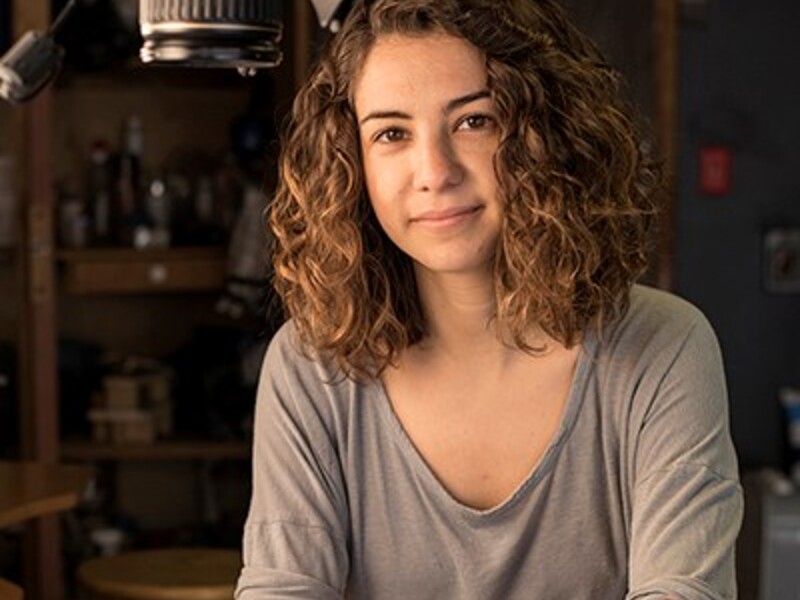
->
[[0, 577, 23, 600], [78, 548, 241, 600]]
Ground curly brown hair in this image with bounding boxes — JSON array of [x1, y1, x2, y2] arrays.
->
[[271, 0, 660, 378]]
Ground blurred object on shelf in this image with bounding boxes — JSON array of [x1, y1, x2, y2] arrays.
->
[[216, 184, 270, 321], [159, 166, 230, 247], [89, 357, 174, 445], [0, 156, 16, 247], [780, 387, 800, 484], [139, 177, 171, 249], [87, 140, 114, 245], [115, 114, 146, 247], [58, 177, 90, 248], [71, 118, 249, 251], [212, 158, 244, 237], [193, 177, 214, 230], [60, 116, 149, 250], [89, 408, 156, 444], [90, 526, 126, 557], [189, 176, 220, 246]]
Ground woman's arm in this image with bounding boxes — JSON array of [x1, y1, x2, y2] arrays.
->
[[236, 326, 350, 599], [625, 313, 743, 600]]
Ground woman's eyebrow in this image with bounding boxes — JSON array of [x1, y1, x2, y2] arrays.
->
[[358, 89, 491, 125], [359, 110, 411, 125], [444, 89, 491, 114]]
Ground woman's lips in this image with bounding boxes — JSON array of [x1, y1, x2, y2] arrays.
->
[[410, 205, 483, 227]]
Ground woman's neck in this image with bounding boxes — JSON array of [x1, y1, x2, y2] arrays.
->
[[412, 266, 516, 368]]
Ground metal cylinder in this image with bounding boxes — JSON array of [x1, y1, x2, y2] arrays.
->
[[139, 0, 284, 70]]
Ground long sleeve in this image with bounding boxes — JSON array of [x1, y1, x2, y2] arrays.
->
[[236, 325, 350, 599], [625, 312, 743, 600]]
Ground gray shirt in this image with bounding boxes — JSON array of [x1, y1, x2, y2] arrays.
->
[[236, 285, 743, 599]]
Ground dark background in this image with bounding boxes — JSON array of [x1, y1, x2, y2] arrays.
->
[[676, 0, 800, 469], [563, 0, 800, 471]]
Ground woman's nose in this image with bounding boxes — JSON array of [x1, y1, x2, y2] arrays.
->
[[412, 133, 464, 192]]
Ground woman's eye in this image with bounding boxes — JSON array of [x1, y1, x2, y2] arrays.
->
[[374, 127, 408, 144], [457, 114, 495, 131]]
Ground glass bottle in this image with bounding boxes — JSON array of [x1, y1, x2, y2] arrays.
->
[[87, 140, 113, 245], [115, 115, 145, 246]]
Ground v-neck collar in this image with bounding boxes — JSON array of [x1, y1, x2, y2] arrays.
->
[[373, 330, 598, 522]]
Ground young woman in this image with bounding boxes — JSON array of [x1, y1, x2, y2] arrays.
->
[[236, 1, 743, 598]]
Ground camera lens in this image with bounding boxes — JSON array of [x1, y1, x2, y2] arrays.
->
[[139, 0, 284, 70]]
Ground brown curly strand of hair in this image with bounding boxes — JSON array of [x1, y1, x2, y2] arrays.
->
[[270, 0, 660, 378]]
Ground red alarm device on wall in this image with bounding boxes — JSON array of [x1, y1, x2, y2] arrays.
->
[[699, 144, 733, 197]]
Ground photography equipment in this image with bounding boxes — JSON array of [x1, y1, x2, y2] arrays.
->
[[0, 0, 77, 103], [0, 0, 352, 103]]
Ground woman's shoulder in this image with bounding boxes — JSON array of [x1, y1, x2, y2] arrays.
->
[[598, 284, 721, 361], [262, 319, 358, 395], [264, 317, 331, 368], [265, 319, 302, 358], [622, 284, 715, 337], [258, 322, 317, 391], [258, 320, 366, 437]]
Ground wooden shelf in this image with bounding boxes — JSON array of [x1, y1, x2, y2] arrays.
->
[[57, 246, 228, 295], [61, 438, 250, 461], [0, 461, 93, 528]]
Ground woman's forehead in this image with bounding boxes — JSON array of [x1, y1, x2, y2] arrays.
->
[[353, 33, 487, 110]]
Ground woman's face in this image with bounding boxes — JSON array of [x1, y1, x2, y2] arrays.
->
[[354, 33, 502, 279]]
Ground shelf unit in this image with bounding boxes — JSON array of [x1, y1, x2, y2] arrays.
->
[[9, 2, 318, 598]]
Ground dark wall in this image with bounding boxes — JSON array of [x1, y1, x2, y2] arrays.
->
[[677, 0, 800, 468]]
